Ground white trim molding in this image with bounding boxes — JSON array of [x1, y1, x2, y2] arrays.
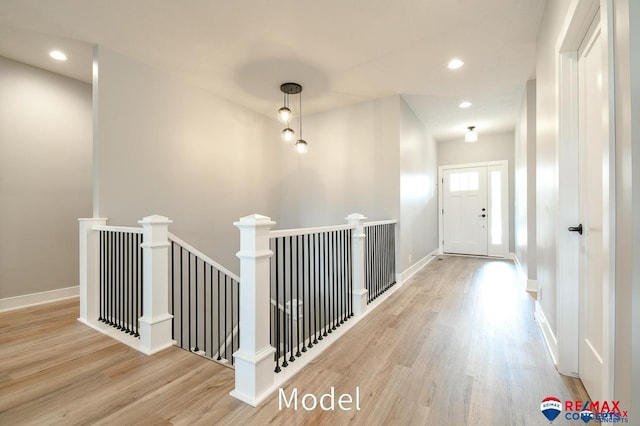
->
[[399, 249, 440, 284], [535, 300, 560, 369], [510, 253, 537, 292], [0, 286, 79, 312]]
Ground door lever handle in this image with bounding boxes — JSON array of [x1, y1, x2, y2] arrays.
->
[[568, 224, 583, 235]]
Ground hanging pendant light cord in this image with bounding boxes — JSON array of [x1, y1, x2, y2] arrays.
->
[[298, 92, 303, 138]]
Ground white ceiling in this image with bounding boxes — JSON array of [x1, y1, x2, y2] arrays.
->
[[0, 0, 545, 141]]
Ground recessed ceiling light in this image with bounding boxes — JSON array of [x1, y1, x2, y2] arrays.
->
[[448, 58, 464, 70], [459, 101, 472, 109], [49, 50, 67, 61]]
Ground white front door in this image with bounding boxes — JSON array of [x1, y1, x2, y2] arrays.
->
[[442, 166, 488, 255], [577, 12, 607, 402]]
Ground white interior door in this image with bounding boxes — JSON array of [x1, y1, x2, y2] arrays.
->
[[442, 167, 488, 255], [577, 12, 606, 402]]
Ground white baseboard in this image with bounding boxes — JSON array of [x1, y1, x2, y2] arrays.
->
[[0, 286, 79, 312], [510, 254, 538, 292], [535, 300, 559, 366], [399, 249, 440, 284], [511, 253, 527, 290]]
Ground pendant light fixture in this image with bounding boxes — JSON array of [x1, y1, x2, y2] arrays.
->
[[465, 126, 478, 143], [278, 82, 308, 152]]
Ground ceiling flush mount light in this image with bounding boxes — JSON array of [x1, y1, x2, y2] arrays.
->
[[278, 82, 308, 153], [465, 126, 478, 143], [447, 58, 464, 70], [49, 50, 67, 61], [459, 101, 472, 109]]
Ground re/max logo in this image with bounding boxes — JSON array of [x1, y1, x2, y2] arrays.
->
[[564, 400, 628, 417]]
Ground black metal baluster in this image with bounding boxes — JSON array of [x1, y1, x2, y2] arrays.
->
[[188, 252, 192, 351], [306, 233, 313, 349], [374, 225, 378, 300], [194, 257, 200, 352], [322, 232, 328, 338], [295, 235, 302, 357], [224, 275, 228, 362], [217, 270, 222, 361], [134, 234, 138, 336], [99, 231, 104, 322], [348, 229, 353, 317], [235, 279, 239, 364], [125, 233, 129, 333], [112, 232, 116, 328], [138, 234, 142, 336], [203, 261, 207, 355], [288, 236, 295, 363], [180, 247, 184, 348], [312, 233, 318, 345], [329, 231, 335, 332], [169, 242, 174, 340], [209, 265, 214, 358], [126, 233, 131, 333], [274, 239, 281, 372], [383, 225, 387, 292], [340, 230, 345, 323], [230, 274, 234, 363], [364, 226, 369, 303], [117, 232, 122, 329], [387, 224, 392, 290], [114, 232, 119, 328], [281, 237, 289, 367], [302, 234, 307, 353], [130, 233, 136, 334]]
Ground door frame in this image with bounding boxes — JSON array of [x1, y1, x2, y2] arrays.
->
[[555, 0, 616, 397], [438, 160, 510, 257]]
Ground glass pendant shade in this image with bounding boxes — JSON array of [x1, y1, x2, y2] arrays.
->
[[278, 106, 292, 123], [282, 127, 295, 142], [465, 127, 478, 143], [295, 139, 308, 153]]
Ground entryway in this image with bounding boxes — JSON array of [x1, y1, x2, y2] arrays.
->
[[439, 161, 509, 257]]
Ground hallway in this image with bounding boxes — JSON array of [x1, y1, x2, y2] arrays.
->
[[0, 256, 587, 425]]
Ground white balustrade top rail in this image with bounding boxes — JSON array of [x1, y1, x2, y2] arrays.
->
[[269, 224, 353, 239], [93, 224, 143, 234], [168, 232, 240, 283]]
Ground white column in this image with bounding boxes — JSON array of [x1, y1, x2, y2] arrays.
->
[[230, 214, 276, 407], [138, 214, 174, 355], [78, 218, 108, 324], [346, 213, 368, 316]]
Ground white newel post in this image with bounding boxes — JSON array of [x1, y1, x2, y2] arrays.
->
[[78, 218, 107, 324], [138, 215, 174, 355], [230, 214, 276, 407], [346, 213, 368, 316]]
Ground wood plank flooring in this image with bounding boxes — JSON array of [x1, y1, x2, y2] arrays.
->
[[0, 256, 588, 425]]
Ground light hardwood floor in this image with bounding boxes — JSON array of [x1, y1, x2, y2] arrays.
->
[[0, 256, 587, 425]]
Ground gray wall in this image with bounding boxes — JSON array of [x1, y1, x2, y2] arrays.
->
[[514, 80, 537, 282], [399, 98, 438, 271], [0, 56, 92, 299], [277, 96, 400, 228], [94, 47, 439, 278], [94, 46, 280, 274], [437, 130, 516, 252]]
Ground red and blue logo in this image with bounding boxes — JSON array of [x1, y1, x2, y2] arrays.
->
[[541, 396, 562, 422], [541, 397, 629, 423]]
